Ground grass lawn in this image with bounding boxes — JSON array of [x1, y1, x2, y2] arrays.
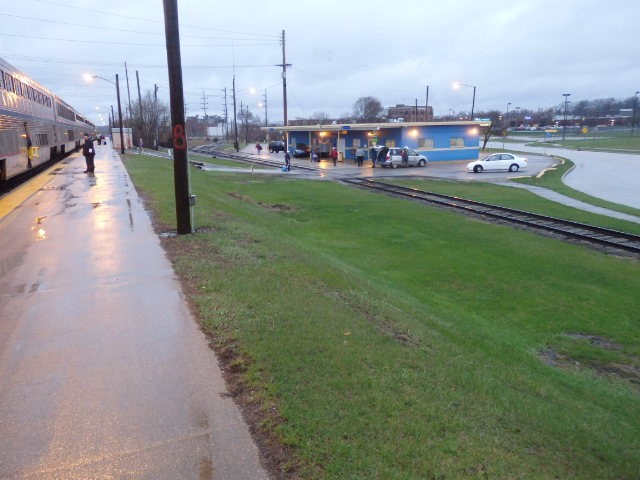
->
[[125, 154, 640, 479]]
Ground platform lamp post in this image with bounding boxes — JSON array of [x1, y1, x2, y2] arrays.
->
[[562, 93, 571, 141], [83, 73, 125, 154], [503, 102, 511, 149], [453, 82, 476, 120], [632, 91, 639, 136]]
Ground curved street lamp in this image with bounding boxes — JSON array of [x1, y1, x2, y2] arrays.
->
[[83, 73, 125, 154], [453, 82, 476, 120]]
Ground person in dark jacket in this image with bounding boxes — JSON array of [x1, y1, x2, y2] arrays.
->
[[369, 147, 377, 168], [82, 135, 95, 173]]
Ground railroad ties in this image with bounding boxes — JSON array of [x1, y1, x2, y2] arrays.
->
[[342, 178, 640, 255]]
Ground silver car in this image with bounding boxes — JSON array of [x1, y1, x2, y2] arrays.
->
[[377, 147, 428, 168]]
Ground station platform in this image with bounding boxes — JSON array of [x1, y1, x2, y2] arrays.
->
[[0, 142, 268, 479]]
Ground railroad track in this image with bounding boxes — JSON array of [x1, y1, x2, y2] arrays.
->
[[191, 149, 317, 172], [342, 178, 640, 255]]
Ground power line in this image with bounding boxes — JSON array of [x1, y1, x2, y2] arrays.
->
[[0, 33, 276, 47], [0, 13, 280, 43], [33, 0, 280, 39]]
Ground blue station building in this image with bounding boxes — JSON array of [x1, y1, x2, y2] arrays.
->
[[265, 121, 482, 162]]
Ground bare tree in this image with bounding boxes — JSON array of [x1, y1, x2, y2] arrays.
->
[[135, 90, 169, 149], [311, 111, 331, 125], [353, 96, 383, 123]]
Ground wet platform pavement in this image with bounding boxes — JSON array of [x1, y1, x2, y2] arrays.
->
[[0, 143, 268, 479]]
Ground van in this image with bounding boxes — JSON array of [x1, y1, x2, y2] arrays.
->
[[375, 147, 428, 168], [268, 140, 285, 153]]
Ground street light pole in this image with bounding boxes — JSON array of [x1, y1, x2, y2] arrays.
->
[[114, 74, 125, 154], [504, 102, 511, 149], [453, 82, 476, 120], [84, 74, 126, 154], [632, 91, 639, 136], [562, 93, 571, 141]]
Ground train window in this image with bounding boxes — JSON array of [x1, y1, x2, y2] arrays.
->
[[0, 130, 19, 156], [35, 133, 49, 146], [4, 73, 13, 93], [67, 129, 74, 141], [13, 79, 22, 96], [0, 70, 4, 90]]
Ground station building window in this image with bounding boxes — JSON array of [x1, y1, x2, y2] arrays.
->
[[450, 137, 464, 148], [418, 138, 434, 149]]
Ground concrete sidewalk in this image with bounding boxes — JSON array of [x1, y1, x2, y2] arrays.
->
[[0, 142, 268, 479]]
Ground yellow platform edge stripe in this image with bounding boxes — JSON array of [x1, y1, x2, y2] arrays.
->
[[0, 161, 70, 220]]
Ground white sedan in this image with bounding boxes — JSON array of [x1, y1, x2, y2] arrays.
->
[[467, 153, 528, 173]]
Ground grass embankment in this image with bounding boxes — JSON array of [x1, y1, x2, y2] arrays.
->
[[390, 170, 640, 235], [126, 154, 640, 479]]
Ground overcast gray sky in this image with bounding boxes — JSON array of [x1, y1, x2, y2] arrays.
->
[[1, 0, 639, 126]]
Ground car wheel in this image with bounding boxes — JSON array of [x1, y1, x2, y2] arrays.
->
[[418, 159, 426, 167], [509, 164, 519, 172], [473, 165, 483, 173]]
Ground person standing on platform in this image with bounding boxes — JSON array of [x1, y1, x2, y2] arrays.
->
[[284, 151, 291, 171], [256, 143, 262, 155], [138, 138, 144, 154], [330, 147, 338, 166], [369, 146, 377, 168], [82, 135, 95, 174], [355, 147, 365, 167]]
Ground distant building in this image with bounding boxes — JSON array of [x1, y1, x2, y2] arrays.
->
[[387, 104, 433, 122], [263, 121, 480, 162]]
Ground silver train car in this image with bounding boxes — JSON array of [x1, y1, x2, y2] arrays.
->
[[0, 57, 94, 183]]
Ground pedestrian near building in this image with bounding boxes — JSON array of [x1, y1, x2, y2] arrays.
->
[[401, 147, 409, 165], [370, 146, 377, 168], [378, 146, 389, 166], [82, 135, 95, 173], [284, 151, 291, 171], [256, 143, 262, 155], [355, 147, 365, 167], [330, 147, 338, 166]]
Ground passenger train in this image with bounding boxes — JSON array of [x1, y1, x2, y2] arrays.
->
[[0, 56, 94, 185]]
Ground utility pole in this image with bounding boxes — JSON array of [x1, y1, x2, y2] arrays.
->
[[136, 70, 143, 138], [562, 93, 571, 141], [125, 62, 133, 119], [162, 0, 192, 235], [201, 91, 208, 138], [278, 30, 291, 148], [263, 89, 268, 126], [223, 87, 229, 141], [154, 83, 159, 150], [425, 86, 430, 121], [232, 76, 239, 151]]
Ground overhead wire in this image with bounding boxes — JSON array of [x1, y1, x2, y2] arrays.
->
[[32, 0, 280, 39]]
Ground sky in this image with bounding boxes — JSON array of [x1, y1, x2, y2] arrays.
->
[[1, 0, 639, 127]]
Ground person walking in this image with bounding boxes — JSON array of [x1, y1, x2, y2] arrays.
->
[[138, 138, 144, 154], [82, 135, 95, 174], [355, 147, 365, 167], [369, 146, 377, 168], [255, 143, 262, 155], [330, 147, 338, 166], [284, 151, 291, 171]]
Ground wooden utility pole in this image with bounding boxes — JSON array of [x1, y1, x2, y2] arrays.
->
[[162, 0, 192, 234], [278, 30, 291, 148]]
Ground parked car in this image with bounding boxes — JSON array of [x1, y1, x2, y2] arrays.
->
[[376, 147, 428, 168], [268, 140, 286, 153], [467, 153, 527, 173], [292, 143, 310, 157]]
